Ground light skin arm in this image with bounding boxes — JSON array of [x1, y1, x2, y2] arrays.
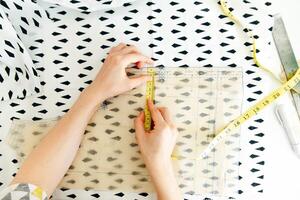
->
[[135, 100, 182, 200], [12, 43, 182, 199], [11, 89, 100, 195], [11, 43, 153, 196]]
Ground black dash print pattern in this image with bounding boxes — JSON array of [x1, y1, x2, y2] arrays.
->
[[0, 0, 274, 199]]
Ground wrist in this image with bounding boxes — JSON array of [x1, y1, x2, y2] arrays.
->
[[81, 84, 107, 105], [77, 87, 104, 112], [145, 157, 173, 177], [146, 158, 181, 198]]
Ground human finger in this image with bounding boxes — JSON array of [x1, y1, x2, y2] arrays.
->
[[120, 45, 139, 55], [128, 75, 151, 89], [110, 43, 126, 53], [147, 99, 165, 124], [122, 53, 153, 67], [134, 112, 146, 138]]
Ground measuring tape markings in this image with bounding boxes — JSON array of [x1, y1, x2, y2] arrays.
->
[[201, 68, 300, 158], [200, 0, 300, 158], [220, 0, 283, 84], [143, 66, 300, 159], [144, 68, 155, 131]]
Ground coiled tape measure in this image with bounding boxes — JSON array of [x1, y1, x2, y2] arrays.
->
[[144, 0, 300, 159]]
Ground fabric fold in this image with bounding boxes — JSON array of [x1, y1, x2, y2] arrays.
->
[[0, 2, 42, 101], [40, 0, 138, 12]]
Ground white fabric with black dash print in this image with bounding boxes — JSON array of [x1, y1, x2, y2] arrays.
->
[[0, 0, 275, 199], [41, 0, 139, 12], [0, 3, 42, 101]]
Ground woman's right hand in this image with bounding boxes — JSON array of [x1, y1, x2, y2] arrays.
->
[[134, 99, 178, 170], [134, 100, 182, 200]]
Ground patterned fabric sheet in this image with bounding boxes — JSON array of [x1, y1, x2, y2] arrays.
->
[[6, 67, 243, 197], [0, 4, 41, 101], [0, 0, 275, 199]]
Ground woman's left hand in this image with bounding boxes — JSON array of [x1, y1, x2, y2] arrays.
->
[[85, 43, 153, 103]]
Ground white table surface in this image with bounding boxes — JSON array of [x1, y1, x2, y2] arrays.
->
[[263, 1, 300, 200]]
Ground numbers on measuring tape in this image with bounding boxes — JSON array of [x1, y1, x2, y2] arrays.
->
[[273, 93, 280, 99], [197, 67, 300, 159], [262, 100, 269, 106], [233, 121, 240, 127], [144, 68, 155, 131], [243, 113, 250, 120], [195, 0, 300, 159], [143, 67, 300, 160]]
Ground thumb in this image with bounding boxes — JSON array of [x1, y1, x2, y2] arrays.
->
[[134, 112, 146, 138], [129, 75, 151, 89]]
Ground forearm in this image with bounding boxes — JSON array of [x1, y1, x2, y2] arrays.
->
[[10, 43, 151, 197], [147, 160, 182, 200], [12, 87, 103, 196]]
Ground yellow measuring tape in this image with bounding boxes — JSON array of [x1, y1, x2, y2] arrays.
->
[[220, 0, 283, 84], [144, 0, 300, 159], [201, 68, 300, 158], [144, 68, 155, 131]]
